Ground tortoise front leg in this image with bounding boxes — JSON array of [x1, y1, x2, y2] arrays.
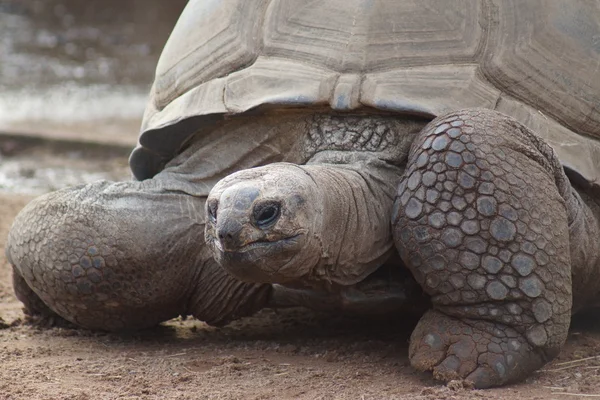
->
[[6, 179, 270, 331], [392, 109, 595, 387]]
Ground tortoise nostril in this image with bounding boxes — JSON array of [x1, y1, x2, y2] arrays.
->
[[216, 220, 244, 250], [218, 232, 235, 240]]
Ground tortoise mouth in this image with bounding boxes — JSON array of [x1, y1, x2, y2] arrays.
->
[[215, 234, 303, 254], [210, 233, 308, 284]]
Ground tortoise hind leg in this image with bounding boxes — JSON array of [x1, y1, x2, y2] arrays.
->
[[392, 108, 581, 388]]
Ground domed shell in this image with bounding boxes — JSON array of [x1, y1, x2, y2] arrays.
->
[[132, 0, 600, 194]]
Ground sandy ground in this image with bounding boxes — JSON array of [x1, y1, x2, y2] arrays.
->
[[2, 166, 600, 399]]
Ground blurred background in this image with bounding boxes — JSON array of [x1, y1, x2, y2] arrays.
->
[[0, 0, 187, 193], [0, 0, 187, 145]]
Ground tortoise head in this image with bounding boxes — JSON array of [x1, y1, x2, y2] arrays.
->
[[205, 163, 323, 284]]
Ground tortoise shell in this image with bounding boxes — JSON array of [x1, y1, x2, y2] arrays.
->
[[131, 0, 600, 192]]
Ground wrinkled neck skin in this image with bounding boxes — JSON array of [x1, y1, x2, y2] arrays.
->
[[283, 113, 425, 289], [299, 152, 403, 288]]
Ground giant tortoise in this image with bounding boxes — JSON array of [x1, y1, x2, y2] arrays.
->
[[6, 0, 600, 388]]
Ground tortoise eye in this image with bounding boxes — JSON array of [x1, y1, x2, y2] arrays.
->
[[207, 200, 218, 223], [253, 201, 281, 229]]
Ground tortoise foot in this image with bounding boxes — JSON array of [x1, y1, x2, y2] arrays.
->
[[12, 265, 73, 329], [12, 265, 58, 318], [410, 310, 542, 388]]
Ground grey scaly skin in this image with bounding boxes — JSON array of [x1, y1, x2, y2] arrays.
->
[[393, 109, 600, 387], [6, 109, 600, 388]]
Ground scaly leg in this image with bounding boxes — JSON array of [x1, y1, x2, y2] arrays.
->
[[392, 108, 593, 387]]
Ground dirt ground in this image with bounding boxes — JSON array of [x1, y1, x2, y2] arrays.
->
[[2, 165, 600, 399]]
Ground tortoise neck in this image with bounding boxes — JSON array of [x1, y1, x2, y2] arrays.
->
[[300, 156, 404, 287]]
